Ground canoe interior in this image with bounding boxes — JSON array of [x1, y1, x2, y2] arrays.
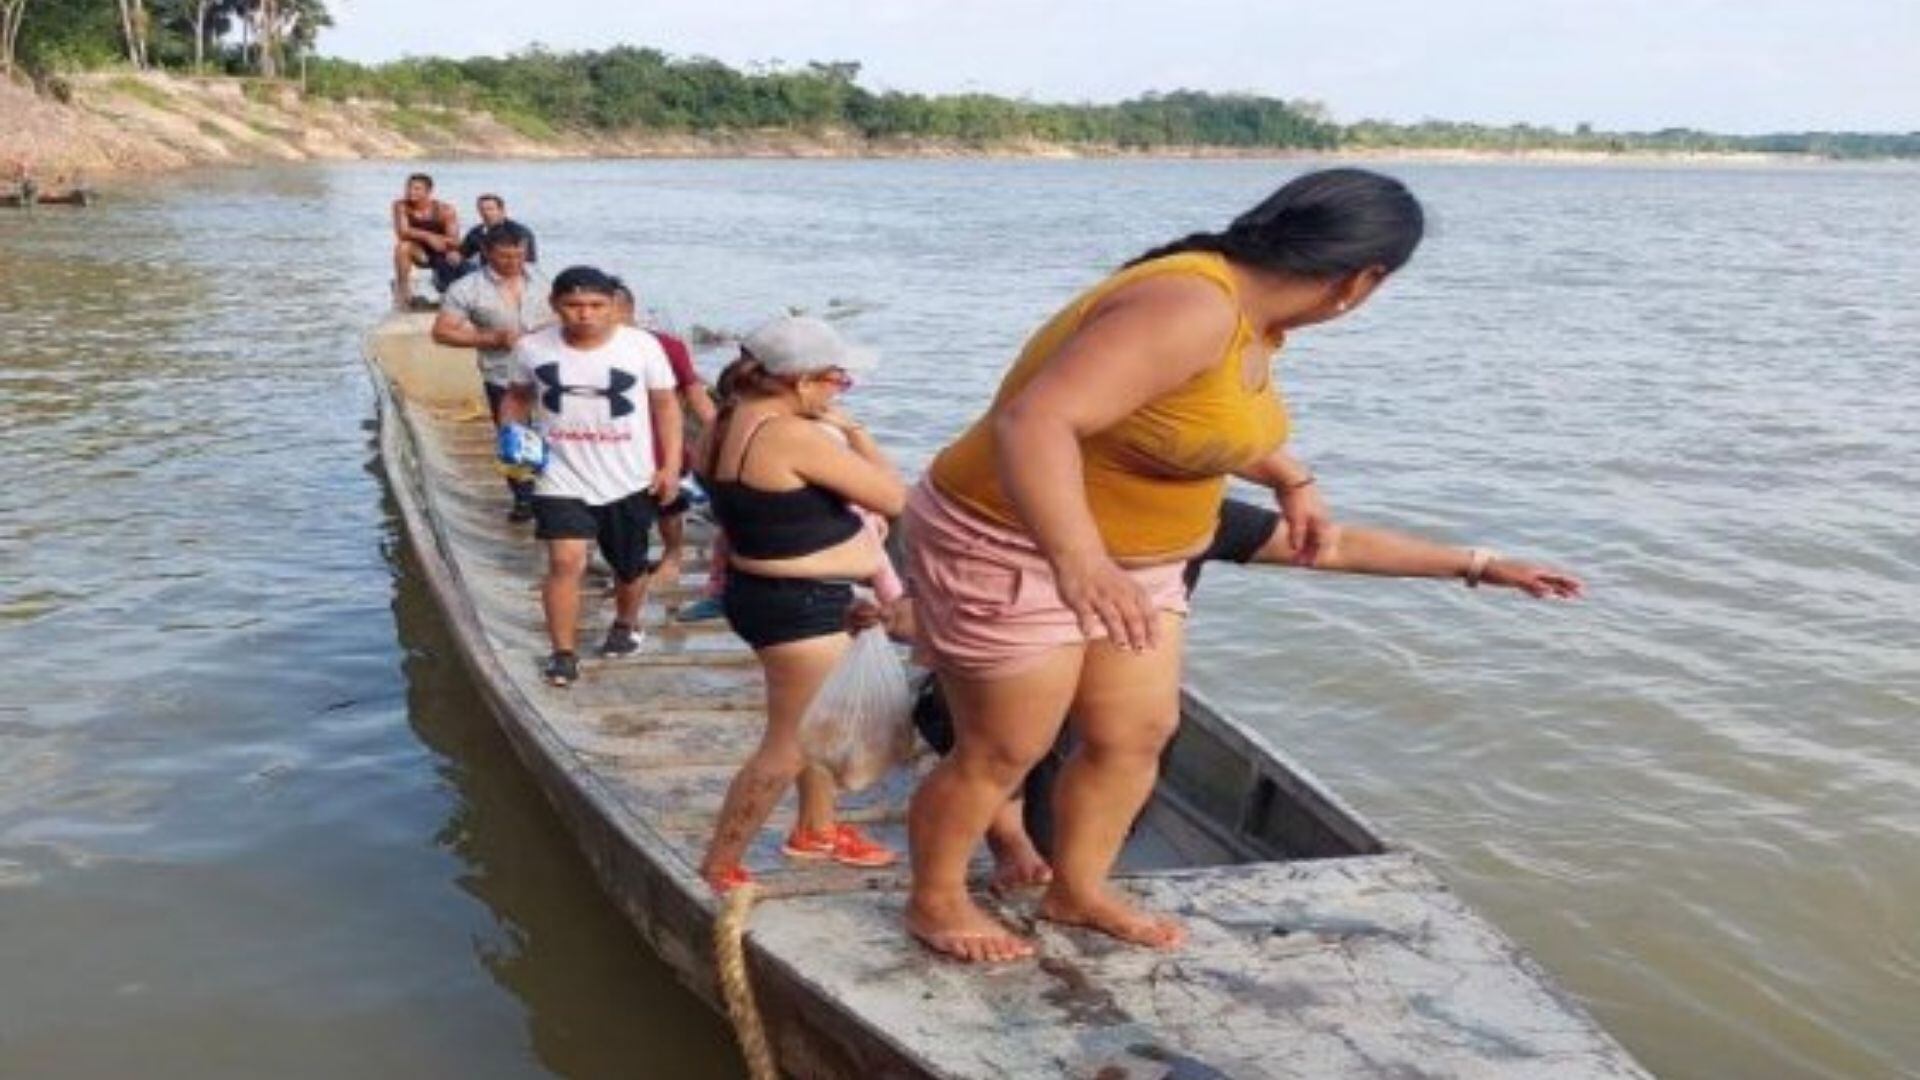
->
[[361, 314, 1382, 872], [366, 314, 1649, 1079]]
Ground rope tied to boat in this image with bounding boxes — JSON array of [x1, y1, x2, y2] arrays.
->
[[715, 882, 779, 1080]]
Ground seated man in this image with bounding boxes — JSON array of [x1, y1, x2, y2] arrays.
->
[[390, 173, 463, 307], [496, 266, 683, 688], [461, 193, 539, 268], [433, 229, 552, 521]]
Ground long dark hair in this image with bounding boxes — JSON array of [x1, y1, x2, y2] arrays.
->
[[700, 351, 798, 478], [1127, 168, 1424, 279]]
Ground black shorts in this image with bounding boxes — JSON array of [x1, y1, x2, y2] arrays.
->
[[533, 491, 658, 583], [722, 570, 853, 650], [1183, 498, 1283, 593], [657, 491, 691, 517]]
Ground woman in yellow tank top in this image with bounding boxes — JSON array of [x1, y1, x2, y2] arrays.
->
[[903, 169, 1427, 962]]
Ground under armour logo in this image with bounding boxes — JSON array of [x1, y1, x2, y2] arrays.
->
[[534, 363, 637, 418]]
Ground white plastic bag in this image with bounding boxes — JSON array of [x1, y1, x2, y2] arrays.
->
[[799, 627, 915, 791]]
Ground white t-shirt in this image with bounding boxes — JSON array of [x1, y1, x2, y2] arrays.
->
[[506, 325, 677, 505]]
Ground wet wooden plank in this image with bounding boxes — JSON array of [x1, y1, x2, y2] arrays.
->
[[750, 854, 1652, 1079]]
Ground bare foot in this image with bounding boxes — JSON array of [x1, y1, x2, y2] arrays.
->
[[986, 832, 1053, 894], [1038, 885, 1186, 949], [905, 892, 1035, 964]]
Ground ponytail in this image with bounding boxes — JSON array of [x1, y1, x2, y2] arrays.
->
[[1127, 168, 1424, 279]]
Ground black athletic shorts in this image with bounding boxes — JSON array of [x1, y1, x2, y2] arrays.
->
[[533, 490, 657, 583], [1183, 498, 1283, 594], [722, 570, 853, 650]]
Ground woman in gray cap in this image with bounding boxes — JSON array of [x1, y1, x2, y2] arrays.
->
[[695, 316, 907, 892]]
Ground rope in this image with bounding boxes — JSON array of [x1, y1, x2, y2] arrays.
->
[[715, 882, 780, 1080]]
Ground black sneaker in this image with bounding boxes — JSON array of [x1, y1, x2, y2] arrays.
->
[[600, 622, 645, 658], [542, 650, 579, 687], [508, 498, 535, 523]]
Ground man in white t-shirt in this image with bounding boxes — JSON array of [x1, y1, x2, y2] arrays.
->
[[498, 266, 683, 687]]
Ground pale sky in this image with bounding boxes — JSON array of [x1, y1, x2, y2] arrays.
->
[[322, 0, 1919, 135]]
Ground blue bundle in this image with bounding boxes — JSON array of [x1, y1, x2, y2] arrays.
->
[[496, 423, 549, 481]]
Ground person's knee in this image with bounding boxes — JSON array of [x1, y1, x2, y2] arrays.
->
[[546, 545, 588, 579], [953, 736, 1049, 790], [1078, 712, 1180, 764]]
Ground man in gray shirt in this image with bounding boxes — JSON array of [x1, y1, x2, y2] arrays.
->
[[432, 230, 552, 520]]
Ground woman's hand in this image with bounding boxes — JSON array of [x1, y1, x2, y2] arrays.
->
[[1053, 551, 1159, 652], [845, 597, 885, 634], [1278, 481, 1333, 566], [648, 470, 681, 508], [881, 597, 918, 644], [846, 597, 918, 643], [1482, 558, 1585, 599]]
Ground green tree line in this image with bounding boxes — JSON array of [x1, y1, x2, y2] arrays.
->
[[4, 0, 327, 78], [4, 3, 1915, 160], [297, 49, 1344, 151], [306, 48, 1920, 159]]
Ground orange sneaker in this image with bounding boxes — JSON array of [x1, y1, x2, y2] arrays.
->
[[781, 824, 897, 869], [707, 865, 755, 893]]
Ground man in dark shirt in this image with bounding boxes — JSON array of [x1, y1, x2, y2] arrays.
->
[[461, 193, 539, 267]]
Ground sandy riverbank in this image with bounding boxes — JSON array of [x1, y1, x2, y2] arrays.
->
[[1, 71, 1819, 181]]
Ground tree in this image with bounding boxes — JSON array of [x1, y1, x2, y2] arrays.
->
[[189, 0, 215, 71], [233, 0, 326, 77], [0, 0, 28, 77], [113, 0, 150, 68], [246, 0, 272, 75]]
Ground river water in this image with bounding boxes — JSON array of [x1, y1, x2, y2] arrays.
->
[[2, 159, 1916, 1079]]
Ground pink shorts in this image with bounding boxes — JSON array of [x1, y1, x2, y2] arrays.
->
[[903, 480, 1189, 680]]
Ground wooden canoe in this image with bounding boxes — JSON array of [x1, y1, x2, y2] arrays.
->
[[365, 313, 1651, 1079], [1, 188, 93, 208]]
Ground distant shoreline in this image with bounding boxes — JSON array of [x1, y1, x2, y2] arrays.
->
[[0, 72, 1884, 182]]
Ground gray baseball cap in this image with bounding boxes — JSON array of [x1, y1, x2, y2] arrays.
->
[[742, 315, 878, 376]]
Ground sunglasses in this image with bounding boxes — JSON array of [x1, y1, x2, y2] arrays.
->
[[815, 368, 855, 390]]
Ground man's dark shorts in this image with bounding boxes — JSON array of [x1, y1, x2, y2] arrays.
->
[[533, 490, 657, 583]]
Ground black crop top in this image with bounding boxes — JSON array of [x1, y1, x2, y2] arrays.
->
[[707, 416, 864, 559]]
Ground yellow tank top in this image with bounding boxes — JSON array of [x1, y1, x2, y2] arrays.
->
[[928, 251, 1290, 559]]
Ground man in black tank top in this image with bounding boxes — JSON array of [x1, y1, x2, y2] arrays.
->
[[390, 173, 463, 308]]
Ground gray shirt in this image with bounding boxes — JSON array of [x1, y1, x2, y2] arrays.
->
[[442, 264, 552, 385]]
